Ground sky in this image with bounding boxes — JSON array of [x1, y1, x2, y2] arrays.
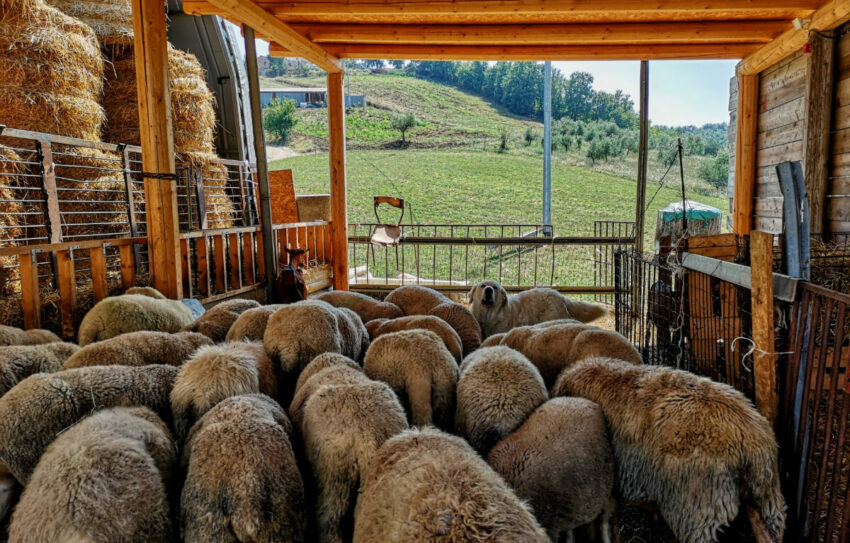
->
[[251, 37, 736, 127]]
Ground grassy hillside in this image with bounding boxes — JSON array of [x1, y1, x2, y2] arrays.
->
[[262, 74, 539, 151], [271, 149, 727, 247]]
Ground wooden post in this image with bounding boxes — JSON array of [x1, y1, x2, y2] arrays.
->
[[328, 70, 349, 290], [803, 30, 835, 238], [751, 230, 778, 425], [131, 0, 182, 299], [244, 25, 277, 302], [19, 251, 41, 330], [56, 249, 76, 339], [119, 244, 136, 290], [89, 245, 108, 303], [634, 60, 649, 254], [733, 73, 758, 235]]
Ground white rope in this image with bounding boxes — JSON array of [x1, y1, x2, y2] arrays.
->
[[729, 336, 795, 373]]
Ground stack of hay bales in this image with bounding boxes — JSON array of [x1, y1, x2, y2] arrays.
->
[[0, 149, 25, 294], [49, 0, 236, 229]]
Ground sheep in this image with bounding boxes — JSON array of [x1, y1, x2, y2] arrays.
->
[[316, 290, 404, 322], [455, 346, 548, 454], [77, 291, 195, 346], [170, 341, 277, 444], [263, 300, 368, 380], [0, 342, 79, 397], [429, 301, 482, 355], [553, 357, 786, 543], [289, 364, 369, 431], [0, 364, 178, 483], [60, 331, 212, 371], [363, 329, 458, 429], [0, 325, 61, 346], [384, 284, 450, 316], [181, 298, 261, 343], [487, 397, 615, 542], [225, 304, 283, 343], [293, 353, 361, 398], [366, 315, 463, 364], [181, 394, 306, 543], [302, 380, 408, 543], [125, 286, 168, 299], [353, 426, 548, 543], [480, 332, 505, 347], [9, 407, 175, 543], [494, 320, 641, 388]]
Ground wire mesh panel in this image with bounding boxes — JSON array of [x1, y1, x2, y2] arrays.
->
[[781, 283, 850, 543], [593, 220, 635, 303]]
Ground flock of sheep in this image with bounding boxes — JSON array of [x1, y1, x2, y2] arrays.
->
[[0, 283, 785, 543]]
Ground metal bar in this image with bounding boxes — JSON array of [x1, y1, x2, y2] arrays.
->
[[543, 60, 552, 232], [353, 284, 616, 295], [348, 235, 635, 246], [244, 24, 276, 302]]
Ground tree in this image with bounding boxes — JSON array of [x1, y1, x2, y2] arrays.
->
[[364, 59, 385, 70], [392, 113, 418, 143], [697, 147, 730, 188], [658, 144, 680, 168], [498, 126, 510, 153], [524, 127, 537, 146], [263, 98, 298, 144], [586, 139, 610, 165], [390, 60, 405, 70]]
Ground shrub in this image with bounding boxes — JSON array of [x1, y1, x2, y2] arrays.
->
[[697, 147, 730, 188], [658, 144, 680, 168], [524, 127, 537, 146], [498, 127, 510, 153], [263, 98, 298, 144], [586, 139, 610, 165], [392, 113, 418, 143]]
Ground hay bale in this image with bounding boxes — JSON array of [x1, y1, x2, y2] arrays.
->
[[182, 152, 237, 229], [0, 2, 105, 142], [0, 148, 25, 294], [46, 0, 134, 47]]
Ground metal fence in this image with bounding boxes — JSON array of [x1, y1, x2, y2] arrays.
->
[[348, 223, 635, 296]]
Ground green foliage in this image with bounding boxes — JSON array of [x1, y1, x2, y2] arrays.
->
[[263, 98, 298, 143], [498, 127, 510, 153], [658, 144, 680, 168], [524, 127, 537, 146], [392, 112, 418, 143], [697, 147, 730, 188], [586, 139, 611, 165]]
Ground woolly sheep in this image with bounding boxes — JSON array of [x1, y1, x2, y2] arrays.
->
[[77, 291, 195, 346], [553, 357, 786, 543], [0, 343, 79, 397], [293, 353, 361, 397], [366, 315, 463, 364], [480, 332, 505, 347], [363, 329, 458, 429], [263, 300, 368, 378], [181, 394, 306, 543], [61, 331, 212, 370], [225, 304, 283, 343], [0, 364, 178, 483], [429, 301, 482, 355], [487, 397, 615, 542], [170, 342, 277, 443], [496, 320, 641, 388], [384, 285, 450, 316], [9, 407, 175, 543], [316, 290, 403, 322], [353, 426, 548, 543], [0, 325, 61, 346], [181, 298, 261, 342], [289, 364, 369, 431], [455, 346, 548, 454], [125, 286, 167, 299], [302, 381, 408, 543]]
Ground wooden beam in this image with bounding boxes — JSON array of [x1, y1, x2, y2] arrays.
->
[[289, 21, 788, 45], [204, 0, 343, 72], [738, 0, 850, 75], [635, 61, 649, 255], [132, 0, 182, 298], [328, 71, 348, 290], [733, 74, 759, 235], [750, 230, 779, 425], [270, 42, 760, 60], [803, 30, 835, 237]]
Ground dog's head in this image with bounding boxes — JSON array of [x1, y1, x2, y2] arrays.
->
[[469, 280, 507, 311]]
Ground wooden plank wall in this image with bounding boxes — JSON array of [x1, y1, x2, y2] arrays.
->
[[829, 29, 850, 234], [753, 50, 806, 235]]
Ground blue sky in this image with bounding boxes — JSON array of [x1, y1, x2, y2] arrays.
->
[[252, 38, 736, 127]]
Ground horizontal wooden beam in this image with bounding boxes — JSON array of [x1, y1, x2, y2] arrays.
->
[[185, 0, 819, 24], [269, 42, 760, 61], [203, 0, 343, 72], [288, 21, 788, 45], [738, 0, 850, 75]]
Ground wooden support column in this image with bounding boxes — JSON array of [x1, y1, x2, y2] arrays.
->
[[328, 70, 349, 290], [803, 30, 836, 238], [131, 0, 182, 299], [244, 25, 277, 302], [733, 73, 759, 235], [751, 230, 778, 425], [634, 60, 649, 254]]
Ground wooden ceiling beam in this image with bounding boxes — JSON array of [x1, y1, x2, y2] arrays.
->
[[252, 0, 819, 24], [269, 42, 760, 61], [289, 21, 789, 45], [201, 0, 343, 72], [739, 0, 850, 74]]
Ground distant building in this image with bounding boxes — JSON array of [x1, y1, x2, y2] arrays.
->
[[260, 87, 365, 108], [257, 55, 270, 75]]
